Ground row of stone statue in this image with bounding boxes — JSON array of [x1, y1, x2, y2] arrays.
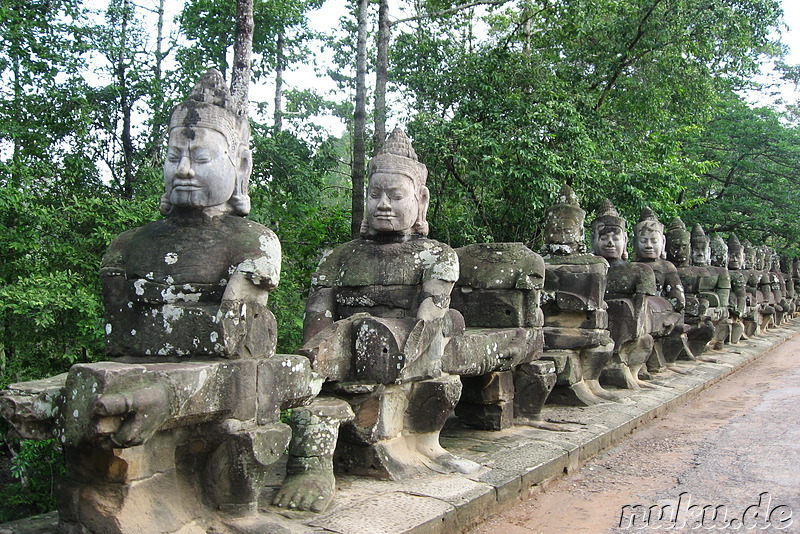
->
[[1, 70, 797, 534]]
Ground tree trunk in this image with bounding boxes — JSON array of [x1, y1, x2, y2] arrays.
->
[[231, 0, 254, 119], [145, 0, 166, 167], [373, 0, 390, 154], [351, 0, 369, 239], [274, 32, 284, 131], [118, 0, 135, 199]]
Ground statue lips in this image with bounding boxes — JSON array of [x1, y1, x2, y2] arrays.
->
[[172, 180, 202, 191]]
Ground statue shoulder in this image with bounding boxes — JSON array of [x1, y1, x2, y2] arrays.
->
[[225, 217, 281, 289], [100, 226, 144, 273], [413, 238, 459, 282]]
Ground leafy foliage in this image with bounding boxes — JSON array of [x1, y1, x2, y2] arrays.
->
[[391, 0, 786, 249]]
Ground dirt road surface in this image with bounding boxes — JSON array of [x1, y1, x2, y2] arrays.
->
[[471, 329, 800, 533]]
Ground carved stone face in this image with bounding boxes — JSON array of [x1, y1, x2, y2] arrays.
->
[[710, 242, 728, 268], [728, 247, 745, 270], [635, 229, 664, 260], [366, 172, 419, 234], [545, 211, 584, 250], [745, 247, 756, 270], [793, 260, 800, 279], [164, 127, 238, 210], [771, 253, 781, 272], [593, 226, 626, 260], [755, 247, 766, 270], [666, 233, 690, 265], [691, 236, 710, 266]]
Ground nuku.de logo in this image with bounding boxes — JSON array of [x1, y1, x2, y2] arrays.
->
[[618, 492, 793, 530]]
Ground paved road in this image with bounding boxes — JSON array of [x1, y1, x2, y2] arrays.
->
[[472, 328, 800, 533]]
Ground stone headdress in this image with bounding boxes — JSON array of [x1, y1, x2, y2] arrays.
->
[[592, 199, 625, 233], [634, 207, 664, 236], [362, 128, 430, 236], [543, 184, 586, 253], [691, 223, 707, 242], [162, 69, 251, 216], [727, 234, 743, 254], [591, 198, 627, 258], [666, 217, 689, 241]]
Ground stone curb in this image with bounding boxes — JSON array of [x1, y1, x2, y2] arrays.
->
[[2, 324, 797, 534]]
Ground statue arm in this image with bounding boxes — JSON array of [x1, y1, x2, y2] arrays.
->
[[417, 278, 454, 321], [99, 229, 136, 308], [303, 286, 337, 342]]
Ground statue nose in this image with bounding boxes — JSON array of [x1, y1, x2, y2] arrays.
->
[[176, 156, 195, 177]]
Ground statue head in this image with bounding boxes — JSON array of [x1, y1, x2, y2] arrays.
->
[[690, 224, 710, 266], [755, 245, 767, 271], [780, 255, 791, 274], [362, 128, 429, 238], [633, 207, 665, 261], [727, 234, 744, 270], [743, 240, 756, 270], [543, 184, 586, 255], [162, 69, 251, 216], [591, 199, 627, 260], [793, 258, 800, 279], [665, 217, 691, 266], [770, 249, 781, 272], [710, 234, 728, 268]]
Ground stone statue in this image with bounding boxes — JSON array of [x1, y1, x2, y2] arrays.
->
[[757, 246, 781, 328], [446, 242, 553, 430], [792, 258, 800, 317], [690, 224, 730, 351], [726, 234, 751, 343], [779, 256, 796, 319], [664, 217, 714, 361], [538, 185, 616, 405], [633, 208, 691, 372], [749, 243, 776, 332], [708, 233, 733, 348], [273, 128, 478, 514], [590, 200, 657, 389], [0, 70, 318, 533], [770, 251, 790, 324]]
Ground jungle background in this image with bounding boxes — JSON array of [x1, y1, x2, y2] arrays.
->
[[1, 0, 799, 520]]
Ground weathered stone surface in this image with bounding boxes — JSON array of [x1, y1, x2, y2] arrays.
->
[[257, 355, 322, 423], [0, 374, 67, 440], [442, 327, 543, 377], [451, 242, 545, 328]]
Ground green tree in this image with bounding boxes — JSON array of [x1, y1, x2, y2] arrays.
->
[[680, 92, 800, 254], [390, 0, 784, 247]]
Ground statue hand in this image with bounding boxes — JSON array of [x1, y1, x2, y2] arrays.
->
[[93, 383, 171, 448]]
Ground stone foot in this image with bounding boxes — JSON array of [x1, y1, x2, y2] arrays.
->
[[411, 431, 480, 474], [272, 457, 335, 513], [569, 380, 608, 405], [585, 379, 621, 402], [667, 365, 691, 375], [513, 416, 577, 432]]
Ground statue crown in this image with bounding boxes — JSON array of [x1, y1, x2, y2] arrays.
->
[[728, 233, 742, 252], [592, 198, 625, 231], [368, 128, 428, 187], [667, 217, 686, 232], [169, 69, 248, 151]]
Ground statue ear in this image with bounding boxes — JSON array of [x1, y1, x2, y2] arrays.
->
[[413, 185, 430, 236], [229, 146, 252, 216], [237, 146, 252, 177], [660, 234, 667, 259]]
